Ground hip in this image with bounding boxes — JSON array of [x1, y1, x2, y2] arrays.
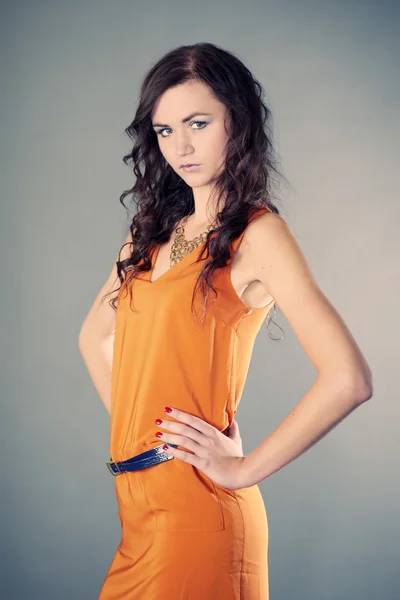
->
[[113, 454, 268, 539]]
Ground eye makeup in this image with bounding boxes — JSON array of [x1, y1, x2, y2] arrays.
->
[[154, 120, 209, 138]]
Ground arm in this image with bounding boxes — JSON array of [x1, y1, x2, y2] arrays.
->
[[78, 231, 133, 415], [241, 214, 373, 487]]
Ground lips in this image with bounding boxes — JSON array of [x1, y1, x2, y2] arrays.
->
[[181, 163, 199, 168]]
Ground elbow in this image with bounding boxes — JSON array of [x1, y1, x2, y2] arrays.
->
[[78, 322, 90, 353], [78, 322, 114, 353], [78, 329, 86, 354], [355, 382, 373, 404], [341, 354, 373, 404], [359, 360, 374, 402], [352, 368, 374, 404], [325, 367, 373, 405]]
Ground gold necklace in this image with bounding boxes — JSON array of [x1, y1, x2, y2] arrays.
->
[[170, 214, 218, 267]]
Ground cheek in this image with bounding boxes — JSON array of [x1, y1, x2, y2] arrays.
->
[[158, 143, 172, 163], [211, 125, 229, 148], [209, 131, 229, 158]]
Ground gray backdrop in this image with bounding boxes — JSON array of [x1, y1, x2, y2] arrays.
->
[[1, 0, 399, 598]]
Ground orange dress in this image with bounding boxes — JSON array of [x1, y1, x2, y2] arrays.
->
[[98, 206, 275, 599]]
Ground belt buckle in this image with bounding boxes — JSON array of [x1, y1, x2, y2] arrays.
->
[[106, 457, 121, 476]]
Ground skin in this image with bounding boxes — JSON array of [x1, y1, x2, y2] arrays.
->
[[80, 81, 373, 488], [150, 78, 273, 307], [154, 213, 374, 489], [151, 79, 231, 233]]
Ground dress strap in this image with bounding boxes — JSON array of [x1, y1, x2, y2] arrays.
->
[[230, 206, 272, 255]]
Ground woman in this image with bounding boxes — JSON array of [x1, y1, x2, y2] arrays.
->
[[79, 42, 373, 599]]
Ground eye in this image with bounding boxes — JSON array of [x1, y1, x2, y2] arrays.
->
[[154, 121, 208, 138], [191, 120, 208, 130], [155, 127, 172, 138]]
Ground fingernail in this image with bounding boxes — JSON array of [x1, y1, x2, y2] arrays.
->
[[162, 445, 169, 451], [155, 419, 162, 425], [164, 406, 172, 413], [155, 432, 163, 438]]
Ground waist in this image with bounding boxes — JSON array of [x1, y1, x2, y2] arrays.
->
[[106, 442, 180, 476]]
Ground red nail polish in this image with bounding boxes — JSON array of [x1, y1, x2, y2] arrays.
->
[[164, 406, 172, 413], [162, 445, 169, 450], [155, 419, 162, 425], [155, 432, 163, 438]]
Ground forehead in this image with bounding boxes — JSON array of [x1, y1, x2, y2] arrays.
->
[[151, 80, 224, 122]]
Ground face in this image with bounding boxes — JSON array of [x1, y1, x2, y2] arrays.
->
[[151, 80, 231, 187]]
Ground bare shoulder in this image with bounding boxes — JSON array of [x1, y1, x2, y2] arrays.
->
[[243, 211, 295, 285], [245, 212, 372, 392], [245, 210, 308, 286], [250, 210, 293, 242]]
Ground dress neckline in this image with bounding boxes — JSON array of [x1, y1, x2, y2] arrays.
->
[[147, 206, 269, 285], [148, 240, 206, 285]]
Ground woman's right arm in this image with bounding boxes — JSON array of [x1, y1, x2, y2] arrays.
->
[[78, 231, 133, 415]]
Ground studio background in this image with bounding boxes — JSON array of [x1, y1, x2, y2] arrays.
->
[[1, 1, 399, 598]]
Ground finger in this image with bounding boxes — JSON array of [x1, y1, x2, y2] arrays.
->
[[164, 444, 202, 469], [164, 407, 216, 437], [228, 420, 239, 438], [160, 433, 208, 458], [160, 420, 202, 442]]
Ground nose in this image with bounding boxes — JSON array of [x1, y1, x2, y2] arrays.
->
[[175, 130, 195, 158]]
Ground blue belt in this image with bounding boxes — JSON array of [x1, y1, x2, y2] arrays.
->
[[106, 442, 179, 476]]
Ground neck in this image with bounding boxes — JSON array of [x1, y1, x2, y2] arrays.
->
[[182, 213, 218, 239]]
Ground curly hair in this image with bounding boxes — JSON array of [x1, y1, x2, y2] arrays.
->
[[104, 42, 286, 340]]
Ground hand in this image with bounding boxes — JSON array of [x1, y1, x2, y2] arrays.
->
[[154, 406, 248, 491]]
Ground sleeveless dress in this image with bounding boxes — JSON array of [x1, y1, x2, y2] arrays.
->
[[98, 206, 275, 600]]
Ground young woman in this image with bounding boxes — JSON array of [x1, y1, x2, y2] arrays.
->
[[79, 42, 373, 600]]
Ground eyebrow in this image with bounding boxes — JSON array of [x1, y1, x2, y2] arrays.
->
[[152, 112, 212, 128]]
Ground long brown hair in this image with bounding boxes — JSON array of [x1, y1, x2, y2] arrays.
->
[[104, 42, 286, 339]]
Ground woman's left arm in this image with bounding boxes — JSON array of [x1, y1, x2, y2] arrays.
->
[[240, 213, 373, 487]]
